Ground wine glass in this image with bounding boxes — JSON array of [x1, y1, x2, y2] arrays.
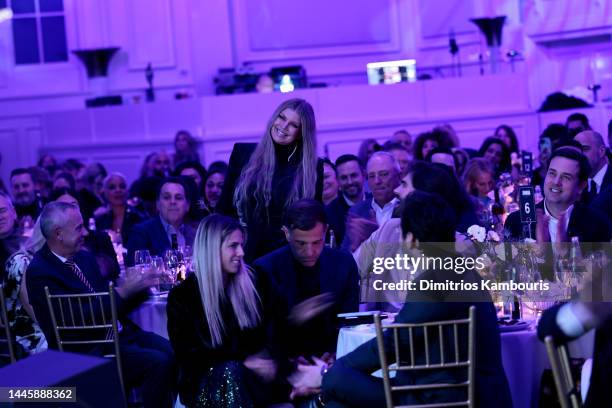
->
[[164, 249, 182, 283], [134, 250, 152, 269]]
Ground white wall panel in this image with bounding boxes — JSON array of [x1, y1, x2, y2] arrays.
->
[[232, 0, 401, 62], [126, 0, 176, 69]]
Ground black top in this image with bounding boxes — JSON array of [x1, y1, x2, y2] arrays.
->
[[94, 205, 147, 245], [14, 198, 44, 221], [166, 274, 266, 406], [325, 195, 351, 246], [218, 142, 324, 261]]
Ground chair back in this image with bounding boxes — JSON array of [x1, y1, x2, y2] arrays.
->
[[0, 286, 17, 364], [544, 336, 582, 408], [44, 282, 125, 393], [374, 306, 476, 408]]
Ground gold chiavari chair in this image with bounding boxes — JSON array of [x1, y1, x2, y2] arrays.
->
[[0, 286, 17, 364], [544, 336, 582, 408], [374, 306, 476, 408], [44, 282, 125, 396]]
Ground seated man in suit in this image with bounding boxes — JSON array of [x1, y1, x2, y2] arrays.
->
[[575, 130, 611, 204], [126, 177, 195, 266], [254, 199, 359, 364], [342, 152, 401, 252], [505, 148, 611, 244], [538, 262, 612, 407], [289, 192, 513, 407], [26, 202, 177, 407], [325, 154, 367, 246]]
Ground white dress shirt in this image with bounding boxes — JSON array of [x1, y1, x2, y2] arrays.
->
[[544, 200, 573, 243], [371, 197, 399, 226]]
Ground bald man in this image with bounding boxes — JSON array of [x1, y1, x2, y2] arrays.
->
[[575, 130, 611, 203]]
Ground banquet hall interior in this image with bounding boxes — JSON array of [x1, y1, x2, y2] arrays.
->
[[0, 0, 611, 407]]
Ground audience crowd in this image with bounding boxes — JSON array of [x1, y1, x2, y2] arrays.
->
[[1, 100, 612, 408]]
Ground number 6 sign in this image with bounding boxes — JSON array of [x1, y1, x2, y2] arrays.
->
[[519, 186, 536, 223]]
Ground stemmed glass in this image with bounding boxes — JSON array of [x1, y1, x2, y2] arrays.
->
[[134, 250, 152, 269]]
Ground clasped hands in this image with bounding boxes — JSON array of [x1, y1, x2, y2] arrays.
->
[[287, 353, 334, 400]]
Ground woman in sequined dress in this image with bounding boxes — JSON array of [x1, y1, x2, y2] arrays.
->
[[167, 215, 276, 408], [3, 220, 48, 357]]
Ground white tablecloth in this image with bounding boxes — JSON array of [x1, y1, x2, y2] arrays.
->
[[130, 296, 169, 339], [129, 296, 185, 408], [337, 323, 594, 408]]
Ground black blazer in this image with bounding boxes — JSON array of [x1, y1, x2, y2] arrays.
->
[[253, 245, 359, 359], [538, 304, 612, 408], [217, 142, 324, 261], [581, 164, 612, 205], [591, 187, 612, 222], [505, 201, 612, 243], [125, 216, 196, 266], [325, 195, 351, 246], [25, 245, 142, 352], [322, 267, 513, 408], [167, 274, 267, 407]]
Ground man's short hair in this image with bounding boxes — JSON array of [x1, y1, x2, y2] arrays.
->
[[400, 191, 456, 243], [283, 199, 327, 231], [156, 177, 190, 202], [382, 142, 409, 153], [10, 168, 33, 181], [548, 147, 592, 182], [566, 112, 590, 128], [553, 138, 583, 151], [335, 154, 362, 170], [39, 201, 78, 239], [367, 151, 400, 172]]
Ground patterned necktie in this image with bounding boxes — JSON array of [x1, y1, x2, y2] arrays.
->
[[65, 259, 95, 293]]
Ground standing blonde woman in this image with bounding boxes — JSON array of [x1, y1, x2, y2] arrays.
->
[[167, 215, 276, 407], [218, 98, 323, 261]]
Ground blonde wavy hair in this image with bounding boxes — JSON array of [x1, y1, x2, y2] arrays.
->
[[233, 98, 317, 223], [192, 214, 261, 347]]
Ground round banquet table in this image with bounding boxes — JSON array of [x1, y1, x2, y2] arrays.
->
[[336, 322, 594, 408], [131, 298, 594, 408], [129, 295, 170, 339]]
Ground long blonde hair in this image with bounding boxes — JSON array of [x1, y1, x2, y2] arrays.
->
[[463, 158, 494, 197], [192, 214, 261, 347], [233, 98, 318, 223]]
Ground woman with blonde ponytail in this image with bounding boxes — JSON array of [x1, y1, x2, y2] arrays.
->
[[218, 98, 323, 261], [167, 215, 276, 407]]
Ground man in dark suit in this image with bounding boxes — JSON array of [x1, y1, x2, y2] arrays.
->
[[505, 148, 611, 243], [575, 130, 611, 204], [289, 192, 512, 407], [26, 202, 177, 407], [126, 177, 195, 266], [342, 152, 400, 252], [325, 154, 367, 246], [254, 199, 359, 361], [538, 263, 612, 408]]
